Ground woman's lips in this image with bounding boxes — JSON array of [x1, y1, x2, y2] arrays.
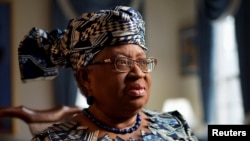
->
[[127, 85, 145, 97]]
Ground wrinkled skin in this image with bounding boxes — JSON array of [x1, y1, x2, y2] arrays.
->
[[76, 44, 152, 123]]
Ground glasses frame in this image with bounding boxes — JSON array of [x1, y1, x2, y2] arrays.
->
[[89, 57, 157, 73]]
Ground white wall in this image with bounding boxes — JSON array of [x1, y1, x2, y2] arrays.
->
[[144, 0, 204, 134], [2, 0, 204, 140]]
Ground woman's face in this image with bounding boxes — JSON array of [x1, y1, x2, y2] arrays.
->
[[86, 44, 152, 116]]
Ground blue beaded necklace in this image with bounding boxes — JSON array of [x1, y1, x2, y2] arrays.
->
[[83, 108, 141, 134]]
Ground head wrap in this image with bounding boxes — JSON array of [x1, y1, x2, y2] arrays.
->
[[18, 6, 147, 82]]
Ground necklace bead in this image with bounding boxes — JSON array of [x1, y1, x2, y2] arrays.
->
[[83, 108, 141, 134]]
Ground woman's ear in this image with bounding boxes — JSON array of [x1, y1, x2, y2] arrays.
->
[[75, 67, 90, 89]]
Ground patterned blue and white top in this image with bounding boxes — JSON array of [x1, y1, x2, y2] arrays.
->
[[32, 109, 198, 141]]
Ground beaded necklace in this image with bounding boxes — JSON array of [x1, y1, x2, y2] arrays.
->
[[82, 108, 141, 134]]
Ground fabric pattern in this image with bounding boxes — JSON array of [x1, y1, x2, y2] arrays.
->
[[31, 109, 198, 141], [18, 6, 146, 82]]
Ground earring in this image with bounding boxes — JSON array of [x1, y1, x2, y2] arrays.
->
[[87, 96, 94, 105]]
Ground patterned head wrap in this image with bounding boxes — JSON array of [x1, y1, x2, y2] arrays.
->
[[18, 6, 147, 82]]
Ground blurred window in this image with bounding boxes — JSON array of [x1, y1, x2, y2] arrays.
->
[[212, 16, 244, 124]]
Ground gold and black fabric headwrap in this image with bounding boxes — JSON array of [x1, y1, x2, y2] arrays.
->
[[18, 6, 147, 82]]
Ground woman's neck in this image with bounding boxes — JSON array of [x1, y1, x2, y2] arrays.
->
[[87, 105, 140, 129]]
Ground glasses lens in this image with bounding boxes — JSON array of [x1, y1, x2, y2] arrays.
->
[[115, 57, 130, 72], [139, 58, 156, 72], [115, 57, 157, 72]]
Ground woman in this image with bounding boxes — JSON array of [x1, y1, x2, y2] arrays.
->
[[18, 6, 198, 141]]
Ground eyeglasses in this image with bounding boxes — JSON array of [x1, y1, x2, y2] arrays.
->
[[89, 57, 157, 73]]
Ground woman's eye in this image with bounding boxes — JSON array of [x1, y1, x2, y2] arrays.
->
[[117, 59, 127, 65], [138, 60, 148, 66]]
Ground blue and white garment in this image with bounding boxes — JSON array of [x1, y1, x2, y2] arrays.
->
[[31, 109, 198, 141]]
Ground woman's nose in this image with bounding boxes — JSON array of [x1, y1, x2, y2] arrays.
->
[[128, 64, 146, 78]]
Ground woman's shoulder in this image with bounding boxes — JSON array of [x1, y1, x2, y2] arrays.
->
[[143, 108, 183, 116], [142, 108, 198, 141], [143, 108, 187, 122], [31, 120, 98, 141], [142, 108, 192, 129]]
